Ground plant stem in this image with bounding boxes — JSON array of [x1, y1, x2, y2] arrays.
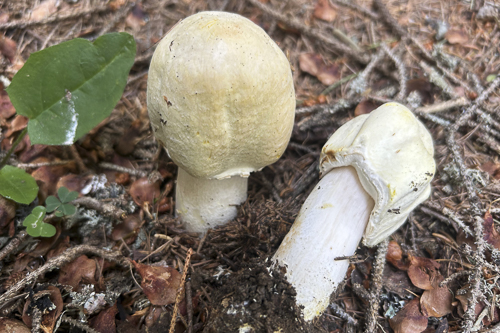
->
[[320, 73, 358, 96], [0, 127, 28, 169]]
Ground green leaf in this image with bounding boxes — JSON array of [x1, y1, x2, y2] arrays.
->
[[45, 195, 61, 213], [22, 206, 56, 237], [54, 210, 65, 217], [487, 74, 497, 83], [60, 203, 76, 216], [0, 165, 39, 204], [58, 186, 78, 203], [7, 33, 136, 145]]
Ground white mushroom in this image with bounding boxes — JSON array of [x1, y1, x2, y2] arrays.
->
[[273, 102, 435, 321], [147, 12, 295, 233]]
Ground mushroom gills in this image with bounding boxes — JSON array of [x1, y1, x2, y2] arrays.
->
[[273, 166, 374, 321]]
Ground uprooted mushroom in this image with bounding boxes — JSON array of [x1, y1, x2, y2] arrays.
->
[[273, 102, 436, 321]]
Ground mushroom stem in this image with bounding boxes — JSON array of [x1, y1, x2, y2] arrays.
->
[[175, 167, 248, 233], [273, 166, 374, 321]]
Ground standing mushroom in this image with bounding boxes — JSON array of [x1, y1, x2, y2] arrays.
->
[[147, 12, 295, 233], [273, 102, 435, 321]]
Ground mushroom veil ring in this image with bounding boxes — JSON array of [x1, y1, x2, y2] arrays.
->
[[273, 102, 436, 321]]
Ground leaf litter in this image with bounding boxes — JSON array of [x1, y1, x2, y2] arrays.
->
[[1, 0, 500, 332]]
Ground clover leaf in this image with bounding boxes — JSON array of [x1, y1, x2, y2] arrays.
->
[[46, 186, 78, 217], [22, 206, 56, 237]]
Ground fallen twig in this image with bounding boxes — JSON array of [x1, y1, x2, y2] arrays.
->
[[169, 248, 193, 333], [372, 0, 407, 38], [72, 197, 126, 220], [416, 97, 469, 113], [0, 231, 28, 262], [365, 239, 389, 333], [0, 245, 125, 307], [0, 4, 108, 30], [380, 43, 407, 101], [329, 302, 357, 326], [245, 0, 370, 64]]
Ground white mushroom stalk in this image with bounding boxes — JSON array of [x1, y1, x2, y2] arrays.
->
[[273, 102, 436, 321], [147, 12, 295, 233]]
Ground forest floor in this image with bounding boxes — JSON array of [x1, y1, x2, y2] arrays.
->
[[1, 0, 500, 332]]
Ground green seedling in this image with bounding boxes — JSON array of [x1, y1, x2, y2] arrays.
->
[[0, 165, 38, 204], [45, 186, 79, 217], [0, 32, 136, 207], [22, 206, 56, 238]]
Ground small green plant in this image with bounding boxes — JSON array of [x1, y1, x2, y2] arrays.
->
[[22, 206, 55, 237], [45, 186, 78, 217], [0, 32, 136, 237]]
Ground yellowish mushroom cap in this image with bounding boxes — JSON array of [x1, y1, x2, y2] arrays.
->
[[320, 102, 435, 246], [147, 11, 295, 179]]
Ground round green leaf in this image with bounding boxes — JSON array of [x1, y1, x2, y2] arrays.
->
[[0, 165, 39, 204], [58, 186, 78, 203], [23, 206, 56, 237], [6, 33, 137, 145], [61, 203, 76, 216], [45, 195, 61, 213]]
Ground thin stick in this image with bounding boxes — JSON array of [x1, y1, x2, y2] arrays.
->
[[169, 248, 193, 333], [99, 162, 148, 177], [186, 281, 193, 333], [69, 145, 87, 173], [320, 73, 358, 96], [0, 4, 108, 30], [72, 197, 125, 220], [365, 239, 389, 333], [0, 231, 28, 261], [0, 245, 125, 306], [245, 0, 370, 64], [0, 128, 27, 169], [416, 97, 469, 113], [380, 43, 407, 101]]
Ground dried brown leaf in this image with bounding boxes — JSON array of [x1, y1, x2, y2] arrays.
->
[[389, 298, 429, 333], [299, 53, 340, 85], [0, 12, 9, 24], [445, 29, 469, 45], [483, 210, 500, 249], [129, 177, 160, 208], [132, 261, 182, 306], [22, 286, 63, 333], [0, 87, 16, 121], [115, 119, 143, 155], [5, 115, 28, 138], [354, 100, 380, 117], [56, 174, 92, 196], [89, 304, 118, 333], [0, 35, 16, 63], [0, 318, 30, 333], [407, 256, 440, 290], [41, 286, 63, 333], [420, 276, 453, 317], [313, 0, 337, 22], [58, 255, 97, 290], [125, 4, 146, 31], [32, 165, 71, 202], [110, 214, 142, 243], [30, 0, 58, 21], [0, 196, 16, 229], [383, 265, 416, 298]]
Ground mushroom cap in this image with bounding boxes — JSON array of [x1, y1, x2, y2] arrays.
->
[[320, 102, 435, 246], [147, 11, 295, 179]]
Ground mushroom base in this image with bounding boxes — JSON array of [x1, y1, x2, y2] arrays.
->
[[175, 167, 248, 233], [272, 166, 374, 321]]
